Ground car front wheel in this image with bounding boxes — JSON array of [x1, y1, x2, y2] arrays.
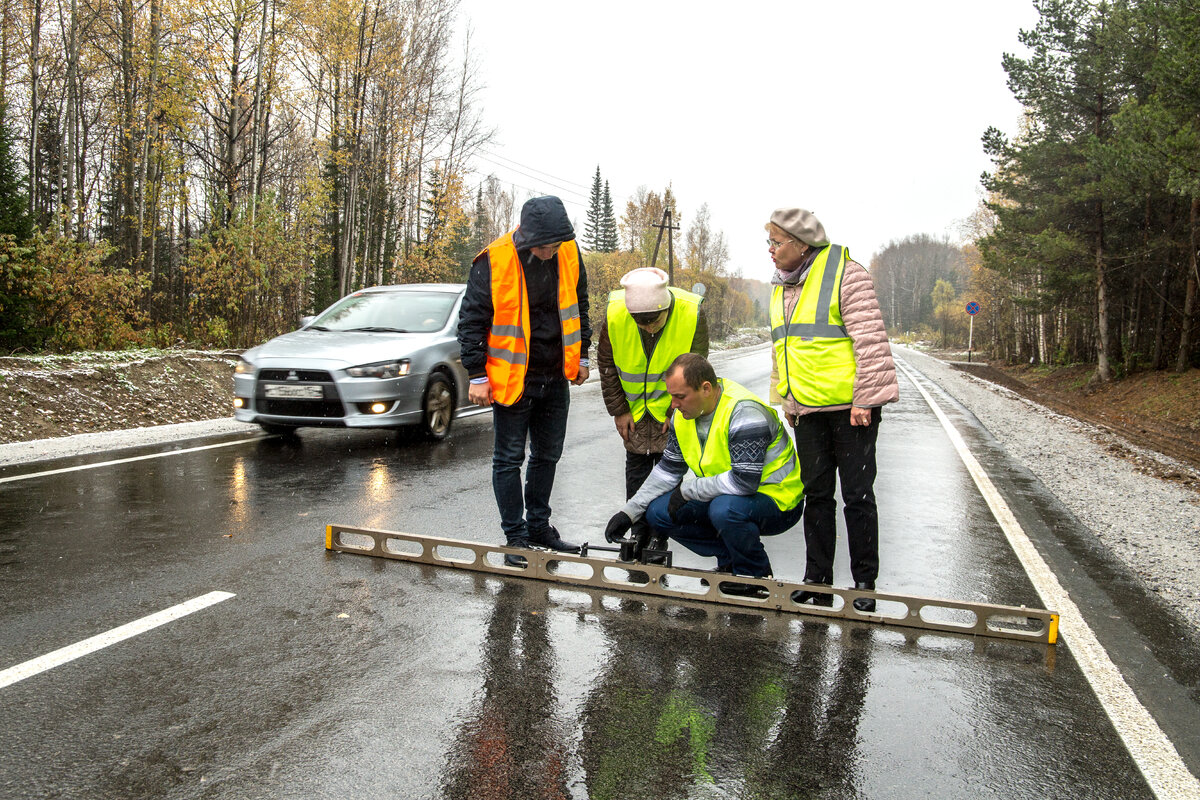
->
[[421, 374, 453, 440]]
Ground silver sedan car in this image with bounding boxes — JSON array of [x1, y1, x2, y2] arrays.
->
[[233, 284, 487, 439]]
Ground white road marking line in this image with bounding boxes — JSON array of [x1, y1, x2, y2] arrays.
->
[[0, 438, 259, 484], [0, 591, 236, 689], [896, 357, 1200, 799]]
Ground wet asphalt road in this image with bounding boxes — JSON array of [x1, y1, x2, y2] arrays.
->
[[1, 344, 1197, 799]]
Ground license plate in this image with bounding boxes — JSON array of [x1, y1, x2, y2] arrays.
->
[[264, 383, 324, 399]]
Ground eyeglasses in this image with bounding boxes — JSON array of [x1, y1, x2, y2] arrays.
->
[[767, 238, 791, 250]]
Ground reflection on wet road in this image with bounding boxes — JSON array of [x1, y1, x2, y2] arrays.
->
[[0, 345, 1195, 798]]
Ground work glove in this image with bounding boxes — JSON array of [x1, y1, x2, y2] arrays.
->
[[667, 486, 687, 518], [604, 511, 633, 543]]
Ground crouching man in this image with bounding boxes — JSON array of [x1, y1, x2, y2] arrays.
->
[[604, 353, 804, 592]]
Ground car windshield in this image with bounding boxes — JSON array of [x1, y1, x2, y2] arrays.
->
[[310, 290, 457, 333]]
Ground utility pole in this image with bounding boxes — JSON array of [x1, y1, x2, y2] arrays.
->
[[648, 208, 680, 284]]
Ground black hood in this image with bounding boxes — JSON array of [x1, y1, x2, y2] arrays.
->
[[512, 196, 575, 250]]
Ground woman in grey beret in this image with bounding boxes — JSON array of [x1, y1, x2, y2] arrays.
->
[[766, 208, 899, 612]]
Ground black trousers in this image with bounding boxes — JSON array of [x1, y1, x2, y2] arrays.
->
[[791, 407, 881, 585], [625, 450, 662, 541]]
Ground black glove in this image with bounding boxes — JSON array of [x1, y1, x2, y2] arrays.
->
[[667, 486, 687, 518], [605, 511, 633, 543]]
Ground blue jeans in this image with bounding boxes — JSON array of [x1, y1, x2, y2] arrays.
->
[[491, 377, 570, 542], [645, 491, 804, 578]]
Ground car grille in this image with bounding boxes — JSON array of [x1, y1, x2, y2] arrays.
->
[[259, 369, 334, 382], [256, 369, 344, 418], [261, 398, 344, 418]]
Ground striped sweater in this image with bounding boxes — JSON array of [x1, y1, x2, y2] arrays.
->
[[621, 398, 779, 522]]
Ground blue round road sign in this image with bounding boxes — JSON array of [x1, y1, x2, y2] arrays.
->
[[966, 301, 980, 315]]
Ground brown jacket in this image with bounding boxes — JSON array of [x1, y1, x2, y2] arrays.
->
[[770, 258, 899, 417], [598, 305, 708, 454]]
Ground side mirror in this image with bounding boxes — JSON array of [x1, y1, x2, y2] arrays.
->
[[300, 315, 316, 329]]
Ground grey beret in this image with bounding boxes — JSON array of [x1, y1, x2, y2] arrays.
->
[[770, 208, 830, 247]]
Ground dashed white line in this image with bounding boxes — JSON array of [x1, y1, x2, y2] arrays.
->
[[0, 591, 236, 689], [897, 357, 1200, 799]]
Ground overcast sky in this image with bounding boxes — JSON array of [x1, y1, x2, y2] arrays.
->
[[452, 0, 1039, 278]]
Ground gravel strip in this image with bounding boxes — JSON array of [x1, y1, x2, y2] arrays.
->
[[896, 345, 1200, 634]]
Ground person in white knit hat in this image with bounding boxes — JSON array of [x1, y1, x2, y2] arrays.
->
[[597, 267, 708, 560]]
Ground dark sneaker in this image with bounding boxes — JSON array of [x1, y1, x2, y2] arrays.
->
[[529, 525, 581, 554]]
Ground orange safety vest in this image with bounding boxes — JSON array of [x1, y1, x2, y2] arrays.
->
[[483, 231, 582, 406]]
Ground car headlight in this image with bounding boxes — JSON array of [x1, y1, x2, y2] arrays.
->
[[347, 359, 411, 379], [235, 357, 254, 374]]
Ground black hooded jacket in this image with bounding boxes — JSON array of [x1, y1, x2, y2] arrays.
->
[[458, 196, 591, 380]]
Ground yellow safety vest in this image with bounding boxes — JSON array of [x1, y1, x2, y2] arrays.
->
[[482, 232, 582, 406], [770, 244, 856, 408], [607, 287, 702, 423], [673, 379, 804, 511]]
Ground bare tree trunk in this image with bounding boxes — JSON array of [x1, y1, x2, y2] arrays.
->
[[1152, 260, 1169, 370], [255, 0, 276, 200], [1094, 205, 1112, 382], [28, 0, 42, 221], [1036, 268, 1048, 364], [0, 0, 10, 108], [248, 0, 268, 229], [338, 0, 380, 297], [224, 18, 242, 227], [63, 0, 78, 239], [888, 268, 897, 330], [1125, 277, 1139, 373], [1176, 197, 1199, 373], [119, 0, 135, 264], [137, 0, 161, 282]]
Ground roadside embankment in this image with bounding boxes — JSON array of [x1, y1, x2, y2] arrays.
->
[[896, 345, 1200, 635]]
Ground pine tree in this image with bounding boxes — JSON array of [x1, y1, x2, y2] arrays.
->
[[982, 0, 1132, 376], [0, 104, 31, 240], [599, 181, 619, 252], [583, 166, 603, 251], [1111, 0, 1200, 372]]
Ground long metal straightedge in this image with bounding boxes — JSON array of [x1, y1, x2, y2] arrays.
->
[[326, 525, 1059, 645]]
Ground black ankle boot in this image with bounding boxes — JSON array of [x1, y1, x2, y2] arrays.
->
[[529, 525, 581, 554], [852, 581, 876, 613], [791, 579, 833, 607], [503, 537, 532, 567]]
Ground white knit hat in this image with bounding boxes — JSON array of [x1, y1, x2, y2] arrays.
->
[[620, 267, 671, 313]]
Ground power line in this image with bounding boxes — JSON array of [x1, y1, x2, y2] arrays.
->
[[459, 148, 655, 225], [468, 153, 591, 203], [471, 148, 637, 210], [461, 166, 587, 213], [477, 149, 592, 192]]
